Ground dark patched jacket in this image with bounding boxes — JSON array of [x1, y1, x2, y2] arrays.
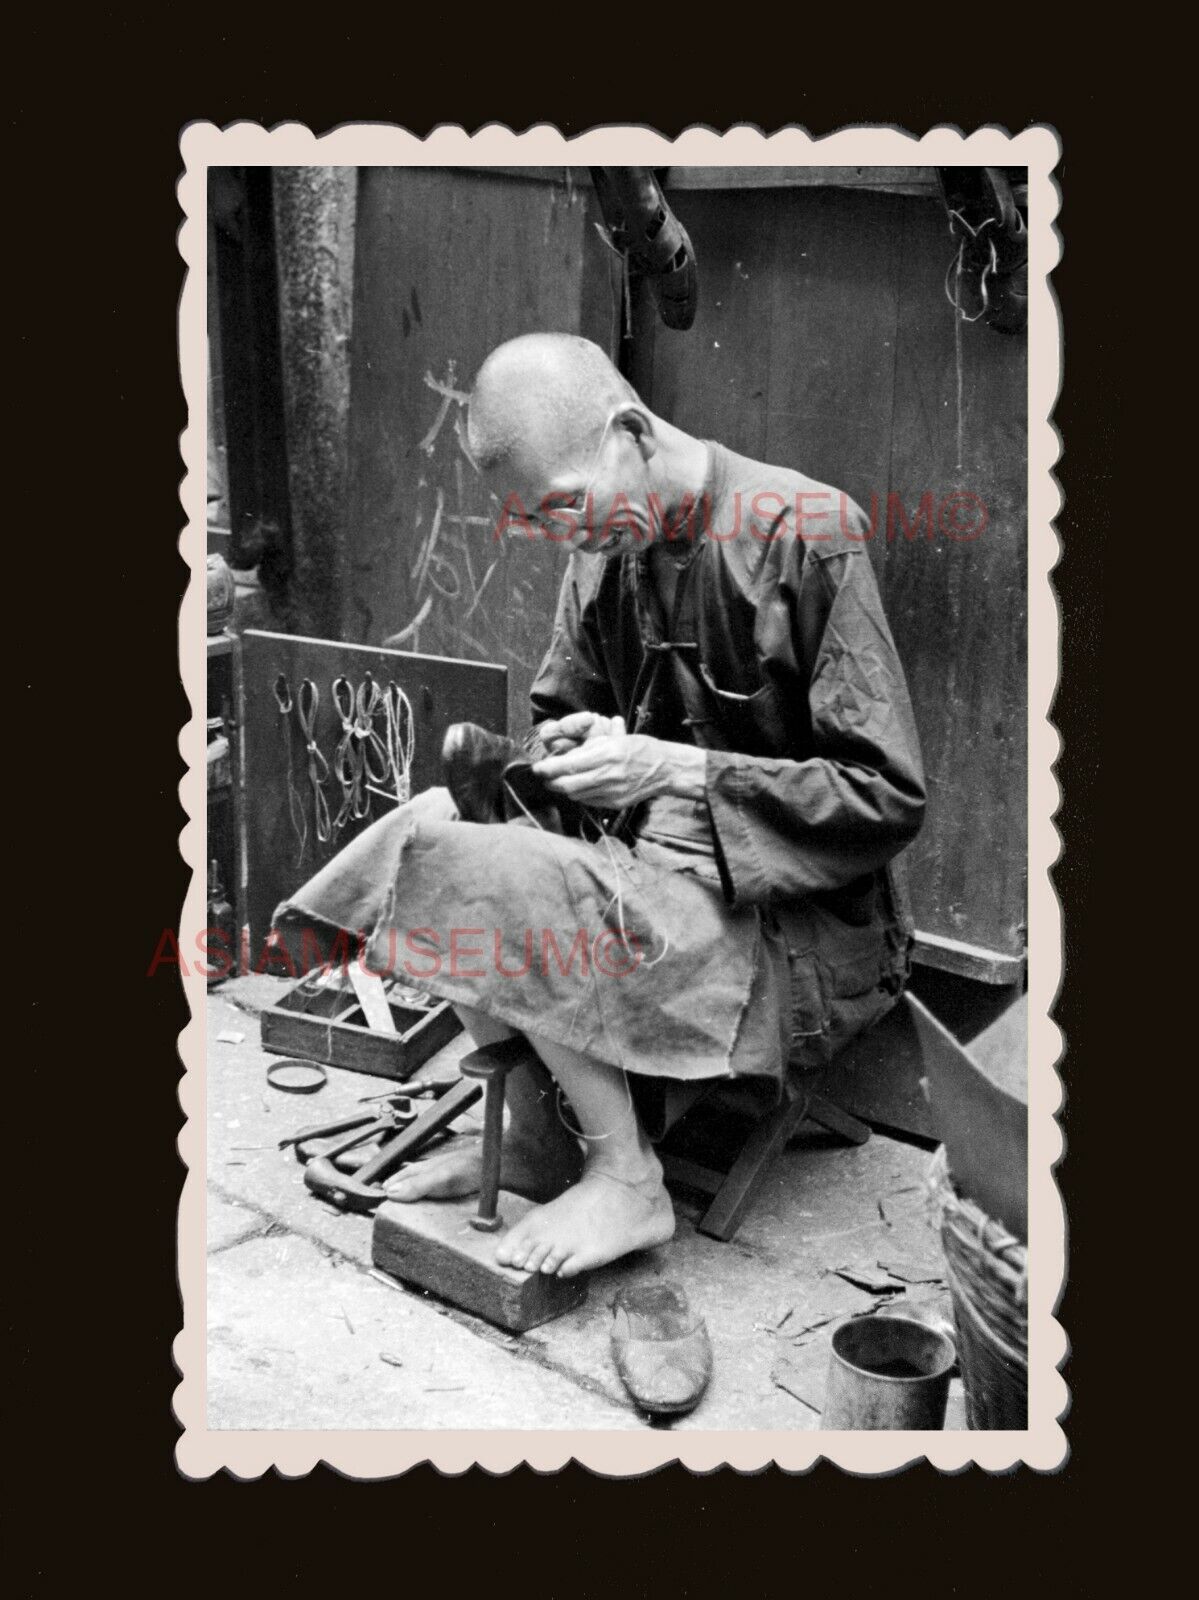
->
[[527, 441, 927, 1069]]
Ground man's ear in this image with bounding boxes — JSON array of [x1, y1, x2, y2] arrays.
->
[[614, 403, 658, 461]]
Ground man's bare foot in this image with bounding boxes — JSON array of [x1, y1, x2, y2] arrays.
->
[[385, 1131, 582, 1205], [494, 1155, 675, 1278]]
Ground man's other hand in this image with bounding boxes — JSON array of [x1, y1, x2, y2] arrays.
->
[[533, 717, 707, 807]]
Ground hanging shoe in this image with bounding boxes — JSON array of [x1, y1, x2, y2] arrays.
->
[[441, 723, 519, 824], [937, 166, 1027, 335], [442, 723, 584, 834], [591, 167, 699, 331]]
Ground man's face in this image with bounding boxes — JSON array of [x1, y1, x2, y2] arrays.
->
[[486, 418, 654, 558]]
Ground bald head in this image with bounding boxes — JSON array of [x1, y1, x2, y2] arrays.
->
[[467, 333, 637, 476]]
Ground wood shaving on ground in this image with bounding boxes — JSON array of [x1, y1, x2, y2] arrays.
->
[[770, 1355, 823, 1414], [876, 1293, 956, 1341], [874, 1250, 945, 1285], [216, 1030, 246, 1044], [369, 1269, 406, 1292], [831, 1263, 906, 1294], [783, 1280, 873, 1340], [801, 1219, 890, 1244], [789, 1312, 844, 1340]]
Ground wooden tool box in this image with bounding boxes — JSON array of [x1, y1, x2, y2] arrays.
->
[[260, 970, 461, 1082]]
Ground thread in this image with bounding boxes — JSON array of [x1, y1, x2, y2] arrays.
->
[[274, 674, 308, 867], [944, 211, 999, 473], [385, 681, 415, 804], [330, 675, 362, 831], [296, 679, 332, 844], [555, 1076, 635, 1145]]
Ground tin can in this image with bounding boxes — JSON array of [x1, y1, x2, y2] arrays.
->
[[823, 1314, 954, 1430]]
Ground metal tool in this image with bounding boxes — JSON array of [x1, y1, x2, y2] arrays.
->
[[280, 1095, 419, 1169], [458, 1037, 526, 1232], [303, 1077, 483, 1212], [356, 1072, 461, 1104]]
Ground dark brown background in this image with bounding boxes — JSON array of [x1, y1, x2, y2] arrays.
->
[[15, 34, 1106, 1553]]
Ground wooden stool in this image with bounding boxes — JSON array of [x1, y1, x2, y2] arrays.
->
[[658, 991, 947, 1243]]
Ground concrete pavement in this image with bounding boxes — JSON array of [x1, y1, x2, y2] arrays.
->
[[204, 975, 965, 1432]]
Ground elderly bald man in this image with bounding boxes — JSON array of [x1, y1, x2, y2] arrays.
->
[[274, 332, 925, 1280]]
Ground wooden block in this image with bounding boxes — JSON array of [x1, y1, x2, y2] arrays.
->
[[372, 1194, 588, 1333]]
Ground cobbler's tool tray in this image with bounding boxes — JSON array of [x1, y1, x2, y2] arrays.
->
[[261, 971, 462, 1080]]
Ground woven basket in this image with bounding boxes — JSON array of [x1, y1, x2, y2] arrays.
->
[[928, 1146, 1028, 1429]]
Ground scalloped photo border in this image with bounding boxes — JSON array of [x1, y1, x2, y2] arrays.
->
[[175, 121, 1064, 1478]]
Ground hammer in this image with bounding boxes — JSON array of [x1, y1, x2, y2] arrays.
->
[[303, 1076, 482, 1212]]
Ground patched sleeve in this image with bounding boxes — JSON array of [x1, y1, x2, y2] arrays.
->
[[705, 548, 926, 906]]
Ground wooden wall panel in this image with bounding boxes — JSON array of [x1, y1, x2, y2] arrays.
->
[[648, 188, 904, 582], [340, 170, 1027, 971], [763, 188, 903, 583], [651, 185, 1027, 968], [343, 169, 615, 734], [646, 187, 781, 462], [882, 200, 1028, 962]]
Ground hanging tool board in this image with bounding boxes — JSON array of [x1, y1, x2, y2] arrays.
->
[[241, 630, 507, 954]]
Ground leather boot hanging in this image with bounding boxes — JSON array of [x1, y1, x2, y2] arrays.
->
[[937, 166, 1028, 335], [590, 167, 699, 331]]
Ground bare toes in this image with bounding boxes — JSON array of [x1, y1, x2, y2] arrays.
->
[[496, 1234, 527, 1268], [521, 1241, 552, 1274]]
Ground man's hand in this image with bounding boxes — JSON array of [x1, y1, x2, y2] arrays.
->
[[536, 711, 624, 754], [533, 716, 707, 807]]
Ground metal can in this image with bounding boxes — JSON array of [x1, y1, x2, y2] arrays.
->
[[823, 1314, 955, 1430]]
